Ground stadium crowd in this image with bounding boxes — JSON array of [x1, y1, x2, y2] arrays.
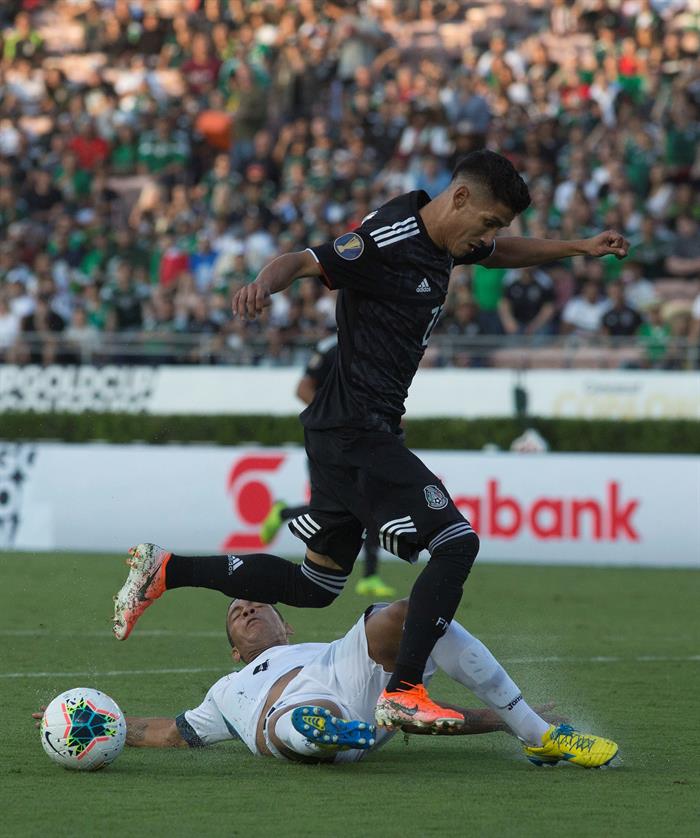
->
[[0, 0, 698, 369]]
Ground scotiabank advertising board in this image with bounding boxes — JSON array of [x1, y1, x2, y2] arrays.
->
[[2, 443, 699, 567]]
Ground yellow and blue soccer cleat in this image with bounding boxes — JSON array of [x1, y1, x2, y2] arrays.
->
[[291, 706, 376, 751], [523, 723, 619, 768]]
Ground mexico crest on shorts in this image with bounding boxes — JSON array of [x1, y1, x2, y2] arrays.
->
[[424, 484, 448, 509], [333, 232, 364, 260]]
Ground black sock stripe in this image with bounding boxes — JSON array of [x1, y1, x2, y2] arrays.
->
[[300, 564, 345, 594], [302, 561, 349, 583], [303, 572, 347, 588], [429, 524, 474, 553]]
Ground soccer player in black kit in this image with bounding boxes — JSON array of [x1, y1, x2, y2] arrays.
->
[[114, 150, 629, 731], [258, 332, 396, 599]]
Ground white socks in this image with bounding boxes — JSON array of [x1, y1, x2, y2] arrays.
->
[[271, 710, 334, 760], [431, 621, 549, 746]]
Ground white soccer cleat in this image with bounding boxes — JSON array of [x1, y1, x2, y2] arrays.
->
[[112, 543, 171, 641]]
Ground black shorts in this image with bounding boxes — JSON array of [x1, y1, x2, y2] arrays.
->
[[287, 427, 469, 573]]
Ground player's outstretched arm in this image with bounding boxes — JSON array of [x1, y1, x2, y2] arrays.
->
[[232, 250, 322, 320], [401, 706, 506, 736], [480, 230, 629, 269], [32, 707, 188, 748], [401, 702, 564, 736], [124, 716, 189, 748]]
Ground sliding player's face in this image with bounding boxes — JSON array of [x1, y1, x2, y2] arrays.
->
[[448, 183, 513, 258], [227, 600, 290, 663]]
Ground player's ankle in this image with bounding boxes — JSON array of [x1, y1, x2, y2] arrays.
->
[[386, 671, 423, 693]]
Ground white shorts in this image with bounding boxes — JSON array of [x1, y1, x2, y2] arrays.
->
[[267, 605, 436, 763]]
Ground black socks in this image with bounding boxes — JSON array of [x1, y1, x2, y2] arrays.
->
[[165, 552, 348, 608], [386, 531, 480, 692]]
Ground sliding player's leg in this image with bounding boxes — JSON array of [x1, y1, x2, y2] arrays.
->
[[431, 619, 618, 766], [366, 600, 619, 767], [266, 699, 375, 763]]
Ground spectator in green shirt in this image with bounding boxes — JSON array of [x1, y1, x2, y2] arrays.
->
[[137, 118, 189, 178], [665, 111, 699, 174], [471, 262, 506, 333], [110, 125, 139, 176], [639, 303, 670, 368], [2, 11, 43, 61]]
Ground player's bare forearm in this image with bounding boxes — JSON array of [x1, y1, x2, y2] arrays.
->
[[483, 230, 629, 269], [401, 701, 565, 737], [125, 716, 188, 748], [258, 251, 321, 295], [232, 250, 321, 319], [402, 707, 506, 736]]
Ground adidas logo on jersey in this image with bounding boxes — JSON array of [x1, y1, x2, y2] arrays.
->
[[416, 278, 431, 293]]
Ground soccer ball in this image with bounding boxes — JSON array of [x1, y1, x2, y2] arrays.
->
[[40, 687, 126, 771]]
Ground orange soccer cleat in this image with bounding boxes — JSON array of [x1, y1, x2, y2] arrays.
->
[[112, 543, 171, 641], [375, 683, 464, 731]]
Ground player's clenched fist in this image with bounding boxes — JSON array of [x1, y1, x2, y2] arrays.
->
[[232, 280, 271, 319], [583, 230, 630, 260]]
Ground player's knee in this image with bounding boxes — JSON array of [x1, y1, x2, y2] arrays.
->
[[302, 584, 339, 608], [429, 526, 480, 583], [380, 598, 409, 631], [296, 557, 348, 608]]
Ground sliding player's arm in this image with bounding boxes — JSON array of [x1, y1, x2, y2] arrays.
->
[[480, 230, 629, 269], [31, 708, 189, 748], [232, 250, 321, 319], [125, 717, 189, 748], [401, 702, 564, 737], [401, 706, 506, 736]]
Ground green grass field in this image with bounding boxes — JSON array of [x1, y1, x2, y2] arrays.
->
[[1, 554, 698, 837]]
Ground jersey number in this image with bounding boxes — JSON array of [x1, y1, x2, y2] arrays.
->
[[422, 305, 443, 346]]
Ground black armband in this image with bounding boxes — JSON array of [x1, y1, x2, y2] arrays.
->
[[175, 713, 206, 748]]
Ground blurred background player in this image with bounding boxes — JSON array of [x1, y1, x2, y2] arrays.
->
[[259, 331, 395, 599]]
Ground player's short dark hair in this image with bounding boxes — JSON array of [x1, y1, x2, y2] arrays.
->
[[225, 599, 285, 647], [451, 150, 531, 215]]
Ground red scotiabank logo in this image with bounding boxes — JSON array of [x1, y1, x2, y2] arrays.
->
[[453, 479, 640, 542], [222, 454, 286, 551]]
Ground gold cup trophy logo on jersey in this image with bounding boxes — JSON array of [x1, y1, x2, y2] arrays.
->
[[333, 232, 365, 260]]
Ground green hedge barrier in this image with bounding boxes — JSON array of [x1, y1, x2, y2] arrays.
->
[[1, 412, 698, 453]]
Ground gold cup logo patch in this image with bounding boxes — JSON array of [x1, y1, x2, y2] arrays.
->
[[333, 233, 364, 260]]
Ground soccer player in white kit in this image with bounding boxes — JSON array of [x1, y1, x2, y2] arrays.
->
[[104, 598, 618, 767]]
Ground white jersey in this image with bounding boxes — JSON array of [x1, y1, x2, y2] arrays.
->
[[176, 610, 430, 762], [178, 643, 328, 754]]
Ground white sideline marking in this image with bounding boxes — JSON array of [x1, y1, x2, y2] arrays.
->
[[2, 656, 698, 680], [0, 667, 227, 680], [502, 655, 700, 664]]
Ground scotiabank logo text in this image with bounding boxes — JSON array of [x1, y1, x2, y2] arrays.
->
[[454, 480, 640, 541]]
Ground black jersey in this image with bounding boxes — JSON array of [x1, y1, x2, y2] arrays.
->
[[304, 334, 337, 389], [301, 190, 494, 432]]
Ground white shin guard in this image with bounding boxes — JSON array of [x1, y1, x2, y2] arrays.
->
[[431, 621, 549, 745]]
